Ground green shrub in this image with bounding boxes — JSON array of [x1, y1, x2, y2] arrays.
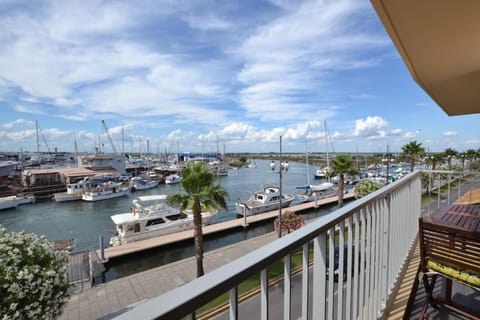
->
[[354, 179, 383, 198], [0, 227, 70, 319]]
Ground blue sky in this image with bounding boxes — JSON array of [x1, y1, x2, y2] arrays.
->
[[0, 0, 479, 155]]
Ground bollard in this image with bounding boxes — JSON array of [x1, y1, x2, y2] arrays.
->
[[242, 204, 249, 228], [99, 234, 108, 263]]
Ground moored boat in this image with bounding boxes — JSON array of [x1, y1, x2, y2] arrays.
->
[[235, 186, 295, 216], [295, 183, 338, 204], [314, 168, 328, 179], [0, 195, 19, 210], [129, 177, 159, 192], [15, 194, 35, 205], [164, 174, 182, 185], [82, 181, 129, 202], [54, 180, 88, 202], [309, 182, 334, 192], [109, 195, 217, 246]]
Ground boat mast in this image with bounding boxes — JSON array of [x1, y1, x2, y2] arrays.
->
[[121, 127, 125, 155], [324, 120, 329, 170], [278, 135, 283, 238], [36, 120, 40, 155], [74, 135, 78, 167], [305, 138, 310, 186]]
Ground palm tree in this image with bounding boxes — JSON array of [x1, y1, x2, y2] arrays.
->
[[167, 162, 229, 277], [331, 154, 358, 207], [427, 153, 443, 170], [458, 151, 468, 172], [443, 147, 457, 171], [401, 141, 425, 173], [467, 148, 477, 162]]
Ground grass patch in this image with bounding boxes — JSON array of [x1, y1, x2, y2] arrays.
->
[[195, 247, 307, 317]]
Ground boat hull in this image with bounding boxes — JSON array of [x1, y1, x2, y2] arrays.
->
[[54, 192, 84, 202], [110, 213, 215, 246], [130, 180, 159, 191], [0, 196, 18, 210], [82, 190, 129, 202], [235, 196, 295, 216]]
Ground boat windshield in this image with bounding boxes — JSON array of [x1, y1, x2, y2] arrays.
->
[[146, 218, 166, 226]]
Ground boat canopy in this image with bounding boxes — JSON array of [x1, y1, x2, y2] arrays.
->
[[134, 195, 168, 202], [111, 213, 139, 224]]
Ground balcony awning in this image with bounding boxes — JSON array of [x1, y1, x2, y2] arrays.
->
[[371, 0, 480, 116]]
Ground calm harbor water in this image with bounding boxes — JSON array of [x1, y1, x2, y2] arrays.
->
[[0, 159, 339, 282]]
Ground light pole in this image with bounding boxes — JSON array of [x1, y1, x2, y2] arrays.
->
[[277, 136, 284, 238]]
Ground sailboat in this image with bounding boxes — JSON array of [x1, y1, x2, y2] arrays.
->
[[296, 139, 336, 203], [314, 120, 334, 180]]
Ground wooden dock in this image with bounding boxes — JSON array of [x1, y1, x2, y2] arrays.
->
[[99, 192, 355, 260]]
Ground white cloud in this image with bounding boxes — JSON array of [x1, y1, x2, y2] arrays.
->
[[237, 0, 388, 119], [403, 129, 421, 139], [1, 119, 35, 129], [14, 105, 45, 115], [443, 131, 457, 137], [353, 116, 388, 137]]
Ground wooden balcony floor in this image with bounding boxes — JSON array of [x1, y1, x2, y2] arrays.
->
[[384, 239, 480, 320], [386, 174, 480, 320]]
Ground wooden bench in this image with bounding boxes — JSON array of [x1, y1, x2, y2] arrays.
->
[[418, 218, 480, 319]]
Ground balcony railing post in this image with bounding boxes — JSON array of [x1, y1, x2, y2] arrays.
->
[[381, 193, 391, 310], [312, 233, 327, 319], [284, 254, 291, 320], [261, 269, 268, 320], [229, 287, 238, 319], [301, 243, 309, 319], [336, 221, 345, 320]]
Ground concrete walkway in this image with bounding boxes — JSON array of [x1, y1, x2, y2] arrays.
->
[[60, 232, 279, 320]]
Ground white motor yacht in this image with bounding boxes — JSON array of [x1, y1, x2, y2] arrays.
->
[[235, 186, 295, 216], [130, 177, 159, 192], [164, 174, 182, 185], [109, 195, 217, 246], [54, 179, 89, 202], [82, 181, 129, 202], [0, 196, 19, 210]]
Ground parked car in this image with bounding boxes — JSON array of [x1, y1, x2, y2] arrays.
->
[[326, 244, 357, 282]]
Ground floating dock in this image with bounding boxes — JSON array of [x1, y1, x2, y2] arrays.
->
[[98, 192, 355, 261]]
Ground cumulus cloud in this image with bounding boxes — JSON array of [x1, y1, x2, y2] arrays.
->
[[353, 116, 388, 137], [403, 129, 421, 139], [14, 104, 45, 115], [443, 131, 457, 137], [1, 119, 35, 129]]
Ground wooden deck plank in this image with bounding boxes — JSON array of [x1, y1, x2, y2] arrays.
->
[[455, 188, 480, 205]]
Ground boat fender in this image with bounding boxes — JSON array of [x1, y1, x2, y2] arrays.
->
[[130, 186, 136, 192]]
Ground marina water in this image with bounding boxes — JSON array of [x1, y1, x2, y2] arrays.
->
[[0, 159, 339, 282]]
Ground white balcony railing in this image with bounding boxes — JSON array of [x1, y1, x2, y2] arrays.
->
[[115, 170, 424, 319]]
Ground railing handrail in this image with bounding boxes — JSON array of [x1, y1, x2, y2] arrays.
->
[[115, 171, 423, 319]]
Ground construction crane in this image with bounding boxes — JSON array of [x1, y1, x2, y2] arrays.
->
[[101, 120, 118, 154]]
